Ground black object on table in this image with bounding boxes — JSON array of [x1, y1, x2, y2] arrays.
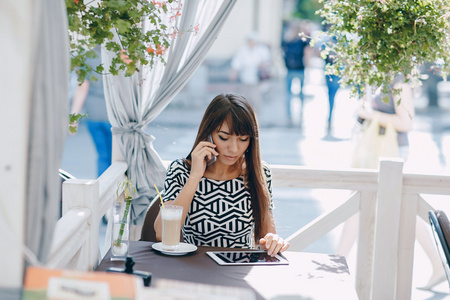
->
[[106, 256, 152, 287]]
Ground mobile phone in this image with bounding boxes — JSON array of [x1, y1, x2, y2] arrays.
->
[[206, 134, 216, 166]]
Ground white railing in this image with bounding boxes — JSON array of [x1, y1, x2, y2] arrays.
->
[[47, 161, 127, 270], [49, 158, 450, 300], [272, 158, 450, 300]]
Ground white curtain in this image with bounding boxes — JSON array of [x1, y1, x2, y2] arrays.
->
[[25, 0, 69, 262], [102, 0, 237, 225]]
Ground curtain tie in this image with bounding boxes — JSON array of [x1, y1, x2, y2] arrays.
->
[[112, 124, 155, 148]]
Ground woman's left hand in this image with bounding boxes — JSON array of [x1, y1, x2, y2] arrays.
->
[[259, 233, 289, 256], [357, 99, 375, 121]]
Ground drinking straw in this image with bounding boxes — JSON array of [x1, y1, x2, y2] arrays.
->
[[153, 184, 165, 210]]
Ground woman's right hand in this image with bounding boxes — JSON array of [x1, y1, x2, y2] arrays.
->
[[259, 233, 290, 256], [189, 140, 218, 180], [357, 100, 374, 121]]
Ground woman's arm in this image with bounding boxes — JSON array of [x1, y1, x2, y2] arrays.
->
[[390, 83, 415, 132], [358, 83, 415, 132], [70, 80, 90, 115], [153, 141, 218, 241]]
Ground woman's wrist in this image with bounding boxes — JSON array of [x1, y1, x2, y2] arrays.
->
[[185, 176, 202, 193], [188, 172, 203, 184]]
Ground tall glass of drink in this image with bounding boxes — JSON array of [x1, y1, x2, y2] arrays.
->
[[161, 205, 183, 251]]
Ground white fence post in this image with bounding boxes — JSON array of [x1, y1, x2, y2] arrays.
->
[[371, 158, 404, 299], [63, 179, 100, 270], [355, 191, 377, 300], [396, 194, 418, 299]]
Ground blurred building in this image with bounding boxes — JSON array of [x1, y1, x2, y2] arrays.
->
[[181, 0, 286, 106], [207, 0, 283, 61]]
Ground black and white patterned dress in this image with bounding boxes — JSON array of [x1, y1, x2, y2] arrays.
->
[[162, 158, 273, 249]]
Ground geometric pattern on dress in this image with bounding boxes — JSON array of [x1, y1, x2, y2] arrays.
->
[[183, 177, 254, 248], [162, 158, 273, 249]]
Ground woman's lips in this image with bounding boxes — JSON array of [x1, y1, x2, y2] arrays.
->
[[224, 155, 237, 161]]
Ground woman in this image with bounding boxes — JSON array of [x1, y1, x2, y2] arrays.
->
[[339, 77, 415, 256], [357, 75, 415, 161], [342, 77, 444, 289], [154, 93, 289, 256]]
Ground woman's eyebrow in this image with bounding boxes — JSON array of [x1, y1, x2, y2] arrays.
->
[[219, 131, 250, 138]]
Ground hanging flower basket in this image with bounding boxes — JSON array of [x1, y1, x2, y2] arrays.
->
[[314, 0, 450, 98]]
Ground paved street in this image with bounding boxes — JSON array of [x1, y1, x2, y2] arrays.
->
[[61, 62, 450, 298]]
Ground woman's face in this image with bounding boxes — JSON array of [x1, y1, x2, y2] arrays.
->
[[212, 120, 250, 166]]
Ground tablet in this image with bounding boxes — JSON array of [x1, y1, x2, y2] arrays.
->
[[206, 250, 289, 266]]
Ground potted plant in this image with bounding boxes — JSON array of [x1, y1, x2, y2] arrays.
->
[[312, 0, 450, 100], [111, 178, 136, 260]]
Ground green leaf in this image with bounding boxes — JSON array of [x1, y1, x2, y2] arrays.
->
[[116, 19, 131, 34], [68, 125, 78, 134], [69, 113, 88, 124]]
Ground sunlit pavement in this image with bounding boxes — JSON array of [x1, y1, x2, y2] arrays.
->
[[62, 62, 450, 298]]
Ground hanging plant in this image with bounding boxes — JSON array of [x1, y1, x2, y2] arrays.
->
[[312, 0, 450, 100], [66, 0, 184, 83], [65, 0, 199, 133]]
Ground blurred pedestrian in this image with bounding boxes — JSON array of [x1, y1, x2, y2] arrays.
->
[[281, 20, 312, 126], [339, 75, 444, 289], [356, 75, 414, 161], [325, 72, 340, 131], [70, 47, 112, 178], [230, 32, 271, 115], [322, 28, 340, 131]]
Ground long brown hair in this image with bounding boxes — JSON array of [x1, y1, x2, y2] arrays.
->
[[186, 93, 271, 242]]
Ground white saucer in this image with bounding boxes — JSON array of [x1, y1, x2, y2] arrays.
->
[[152, 242, 197, 256]]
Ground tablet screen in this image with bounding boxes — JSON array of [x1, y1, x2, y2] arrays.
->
[[206, 251, 289, 266]]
